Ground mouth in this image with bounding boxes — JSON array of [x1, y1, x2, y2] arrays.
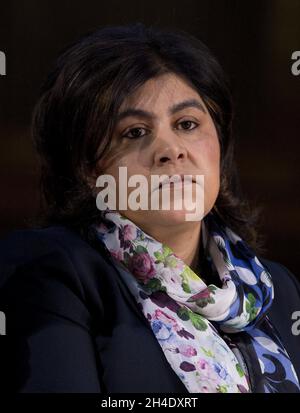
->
[[157, 174, 196, 191]]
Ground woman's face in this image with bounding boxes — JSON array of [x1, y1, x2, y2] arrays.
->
[[95, 73, 220, 232]]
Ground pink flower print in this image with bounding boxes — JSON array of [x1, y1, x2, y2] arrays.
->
[[177, 343, 197, 357], [153, 309, 180, 331], [154, 309, 177, 324], [160, 267, 182, 285], [196, 359, 210, 371], [200, 386, 210, 393], [128, 252, 156, 283], [123, 224, 137, 241], [174, 259, 185, 272], [195, 359, 220, 383], [197, 380, 217, 393], [110, 249, 124, 261]]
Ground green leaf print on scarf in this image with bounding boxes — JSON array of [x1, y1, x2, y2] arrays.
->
[[216, 385, 228, 393], [144, 278, 167, 293], [177, 306, 208, 331], [177, 306, 190, 321], [187, 285, 218, 308], [189, 312, 208, 331], [154, 245, 179, 269], [236, 363, 245, 378], [246, 293, 259, 322], [180, 266, 202, 293], [200, 347, 214, 358], [135, 245, 148, 254], [94, 211, 300, 393]]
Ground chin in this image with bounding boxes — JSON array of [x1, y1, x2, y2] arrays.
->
[[141, 208, 204, 227]]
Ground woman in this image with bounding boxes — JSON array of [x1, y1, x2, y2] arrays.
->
[[0, 23, 299, 393]]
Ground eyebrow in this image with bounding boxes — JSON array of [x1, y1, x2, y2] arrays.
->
[[116, 98, 207, 123]]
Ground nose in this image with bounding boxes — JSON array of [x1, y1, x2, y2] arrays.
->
[[153, 136, 188, 167]]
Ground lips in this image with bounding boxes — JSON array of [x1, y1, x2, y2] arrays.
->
[[157, 175, 196, 190]]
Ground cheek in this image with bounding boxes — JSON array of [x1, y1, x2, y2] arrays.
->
[[194, 133, 221, 208], [206, 137, 220, 165], [100, 152, 143, 189], [195, 132, 220, 174]]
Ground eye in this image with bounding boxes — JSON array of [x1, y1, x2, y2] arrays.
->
[[122, 127, 149, 139], [177, 120, 199, 131]]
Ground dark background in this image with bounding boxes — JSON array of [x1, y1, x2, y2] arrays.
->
[[0, 0, 299, 275]]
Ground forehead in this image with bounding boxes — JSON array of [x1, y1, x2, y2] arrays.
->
[[118, 73, 204, 110]]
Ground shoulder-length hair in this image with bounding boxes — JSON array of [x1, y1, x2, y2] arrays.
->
[[31, 23, 266, 254]]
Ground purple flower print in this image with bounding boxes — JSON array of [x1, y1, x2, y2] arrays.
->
[[190, 288, 211, 300], [119, 224, 137, 249], [150, 291, 181, 313], [128, 252, 156, 283], [188, 286, 217, 308], [139, 291, 148, 300], [180, 361, 196, 372], [237, 384, 249, 393], [177, 329, 195, 340]]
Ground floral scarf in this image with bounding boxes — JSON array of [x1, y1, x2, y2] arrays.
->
[[92, 209, 300, 393]]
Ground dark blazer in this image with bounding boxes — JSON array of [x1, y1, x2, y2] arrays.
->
[[0, 226, 299, 393]]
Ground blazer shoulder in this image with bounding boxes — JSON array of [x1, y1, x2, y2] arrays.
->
[[0, 226, 112, 329], [0, 227, 107, 392], [0, 226, 93, 264], [260, 257, 300, 377], [0, 225, 112, 279]]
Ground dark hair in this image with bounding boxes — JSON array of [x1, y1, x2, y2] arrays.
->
[[31, 23, 266, 254]]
